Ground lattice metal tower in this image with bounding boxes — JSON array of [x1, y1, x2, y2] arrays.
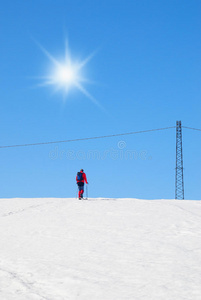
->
[[175, 121, 184, 199]]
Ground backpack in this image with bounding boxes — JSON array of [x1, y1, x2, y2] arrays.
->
[[77, 172, 83, 181]]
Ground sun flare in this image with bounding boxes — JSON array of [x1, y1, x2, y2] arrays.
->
[[35, 39, 100, 106]]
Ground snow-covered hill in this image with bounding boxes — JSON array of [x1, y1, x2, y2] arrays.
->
[[0, 198, 201, 300]]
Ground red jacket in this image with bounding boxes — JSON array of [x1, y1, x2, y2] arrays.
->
[[76, 171, 88, 184]]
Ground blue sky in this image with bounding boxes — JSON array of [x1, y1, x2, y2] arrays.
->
[[0, 0, 200, 199]]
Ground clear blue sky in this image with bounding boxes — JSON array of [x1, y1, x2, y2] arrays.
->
[[0, 0, 200, 199]]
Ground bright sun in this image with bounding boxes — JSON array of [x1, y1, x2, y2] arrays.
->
[[35, 39, 100, 107], [52, 62, 79, 91], [55, 66, 77, 85]]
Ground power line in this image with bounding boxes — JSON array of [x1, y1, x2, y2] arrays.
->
[[182, 126, 201, 132], [0, 126, 176, 149]]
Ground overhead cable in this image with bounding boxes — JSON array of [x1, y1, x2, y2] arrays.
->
[[0, 126, 176, 149], [182, 126, 201, 132]]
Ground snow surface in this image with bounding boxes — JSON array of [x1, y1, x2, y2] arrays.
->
[[0, 197, 201, 300]]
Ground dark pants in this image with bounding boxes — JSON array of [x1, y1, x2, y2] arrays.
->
[[78, 185, 84, 192], [77, 183, 84, 197]]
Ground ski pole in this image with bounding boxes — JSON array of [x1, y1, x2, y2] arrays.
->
[[86, 184, 88, 199]]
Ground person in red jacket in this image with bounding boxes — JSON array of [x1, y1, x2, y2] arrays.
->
[[76, 169, 88, 199]]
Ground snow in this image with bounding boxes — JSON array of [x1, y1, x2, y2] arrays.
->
[[0, 197, 201, 300]]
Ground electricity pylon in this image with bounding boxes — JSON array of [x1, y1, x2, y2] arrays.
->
[[175, 121, 184, 199]]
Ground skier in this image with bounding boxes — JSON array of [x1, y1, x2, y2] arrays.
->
[[76, 169, 88, 199]]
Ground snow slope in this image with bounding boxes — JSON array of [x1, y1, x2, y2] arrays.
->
[[0, 198, 201, 300]]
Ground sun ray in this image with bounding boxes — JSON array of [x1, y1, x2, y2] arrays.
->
[[75, 82, 106, 112], [78, 51, 97, 68], [34, 38, 103, 107], [33, 39, 60, 67]]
